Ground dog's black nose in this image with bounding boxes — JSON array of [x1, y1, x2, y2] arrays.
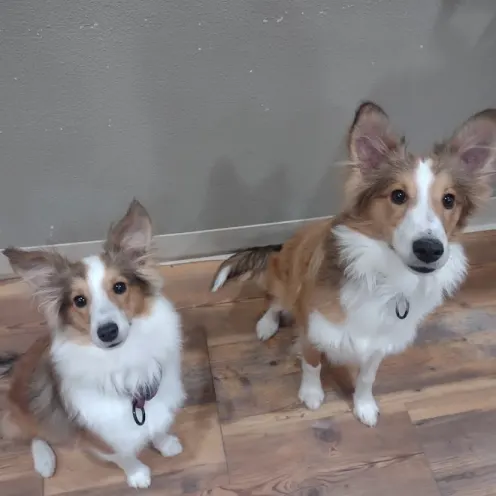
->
[[97, 322, 119, 343], [412, 237, 444, 264]]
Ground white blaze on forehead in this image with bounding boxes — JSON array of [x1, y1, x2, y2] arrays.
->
[[83, 255, 106, 296], [82, 255, 113, 319], [392, 158, 449, 266], [409, 159, 444, 236]]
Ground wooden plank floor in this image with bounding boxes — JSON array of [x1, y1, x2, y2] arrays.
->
[[2, 231, 496, 495]]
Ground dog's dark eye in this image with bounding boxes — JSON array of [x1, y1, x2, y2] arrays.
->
[[113, 281, 127, 295], [442, 193, 455, 210], [73, 295, 87, 308], [391, 189, 408, 205]]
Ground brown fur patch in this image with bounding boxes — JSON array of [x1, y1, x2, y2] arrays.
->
[[4, 335, 74, 443], [343, 165, 418, 243], [102, 264, 151, 319], [262, 219, 346, 330], [301, 336, 322, 368], [428, 168, 464, 239], [60, 275, 93, 345]]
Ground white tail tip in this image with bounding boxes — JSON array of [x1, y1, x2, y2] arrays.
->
[[211, 266, 231, 292]]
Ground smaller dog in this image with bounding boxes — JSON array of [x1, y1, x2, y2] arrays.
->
[[211, 102, 496, 427], [0, 200, 185, 488]]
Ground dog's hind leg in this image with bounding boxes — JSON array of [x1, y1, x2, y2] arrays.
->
[[31, 438, 56, 478], [256, 299, 289, 341]]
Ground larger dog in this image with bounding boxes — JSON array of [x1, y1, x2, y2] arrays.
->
[[1, 200, 185, 488], [212, 102, 496, 427]]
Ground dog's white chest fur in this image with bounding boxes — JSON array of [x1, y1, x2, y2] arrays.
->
[[308, 227, 467, 364], [51, 297, 185, 455]]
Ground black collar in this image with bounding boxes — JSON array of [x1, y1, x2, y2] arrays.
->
[[395, 297, 410, 319], [131, 376, 161, 426]]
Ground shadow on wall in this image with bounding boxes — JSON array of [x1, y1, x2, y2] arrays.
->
[[304, 127, 350, 221], [197, 157, 289, 231]]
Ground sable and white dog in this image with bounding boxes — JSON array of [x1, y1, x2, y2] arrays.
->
[[211, 102, 496, 427], [0, 200, 185, 488]]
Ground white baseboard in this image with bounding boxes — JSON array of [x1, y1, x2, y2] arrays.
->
[[0, 215, 329, 279], [2, 198, 496, 279]]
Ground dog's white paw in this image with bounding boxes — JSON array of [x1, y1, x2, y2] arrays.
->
[[157, 435, 183, 458], [354, 395, 379, 427], [126, 465, 151, 489], [298, 383, 325, 410], [256, 315, 279, 341], [31, 438, 56, 478]]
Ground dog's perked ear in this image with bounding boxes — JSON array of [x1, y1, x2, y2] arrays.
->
[[445, 109, 496, 177], [104, 199, 153, 256], [2, 248, 72, 318], [348, 101, 404, 172]]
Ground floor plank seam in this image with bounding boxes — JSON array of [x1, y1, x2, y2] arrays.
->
[[406, 410, 444, 495], [202, 321, 233, 486], [176, 295, 265, 311]]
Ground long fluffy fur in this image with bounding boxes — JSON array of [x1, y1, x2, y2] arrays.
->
[[0, 352, 20, 377], [210, 244, 282, 292]]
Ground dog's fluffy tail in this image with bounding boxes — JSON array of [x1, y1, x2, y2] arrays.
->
[[0, 352, 20, 378], [210, 244, 282, 292]]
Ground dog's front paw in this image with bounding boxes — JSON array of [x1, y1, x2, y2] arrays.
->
[[353, 395, 379, 427], [127, 465, 151, 489], [157, 434, 183, 458], [298, 383, 325, 410]]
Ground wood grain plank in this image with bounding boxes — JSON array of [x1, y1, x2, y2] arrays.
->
[[181, 310, 216, 406], [0, 439, 39, 486], [220, 411, 441, 496], [53, 464, 228, 496], [0, 476, 43, 496], [415, 408, 496, 496]]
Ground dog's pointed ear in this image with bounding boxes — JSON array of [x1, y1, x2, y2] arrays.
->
[[444, 109, 496, 176], [3, 247, 69, 290], [348, 101, 403, 171], [3, 247, 71, 319], [104, 199, 153, 255]]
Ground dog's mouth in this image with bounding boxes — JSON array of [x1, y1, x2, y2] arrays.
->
[[388, 245, 439, 275], [408, 265, 436, 274], [107, 341, 123, 349]]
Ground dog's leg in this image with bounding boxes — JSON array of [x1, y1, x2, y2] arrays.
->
[[256, 299, 284, 341], [353, 352, 384, 427], [31, 438, 56, 478], [298, 339, 324, 410], [152, 432, 183, 458], [96, 451, 151, 489]]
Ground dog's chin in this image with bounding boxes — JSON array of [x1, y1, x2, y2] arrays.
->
[[407, 265, 437, 275], [94, 339, 125, 350], [107, 341, 123, 349]]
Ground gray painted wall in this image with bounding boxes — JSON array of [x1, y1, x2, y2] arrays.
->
[[1, 0, 495, 248]]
